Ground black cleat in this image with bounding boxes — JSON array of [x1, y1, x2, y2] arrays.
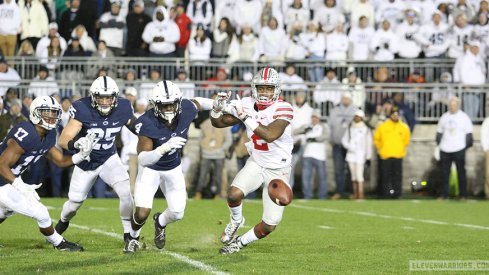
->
[[54, 239, 84, 252], [153, 212, 166, 249], [55, 220, 70, 235], [220, 237, 243, 255], [123, 237, 140, 253]]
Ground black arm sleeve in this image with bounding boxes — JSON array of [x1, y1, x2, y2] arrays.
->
[[436, 133, 442, 145], [67, 140, 77, 151], [126, 116, 139, 135], [466, 133, 473, 149]]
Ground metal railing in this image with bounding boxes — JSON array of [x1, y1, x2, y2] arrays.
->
[[4, 56, 462, 83], [3, 79, 487, 123]]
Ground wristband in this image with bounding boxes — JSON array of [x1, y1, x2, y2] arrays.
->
[[210, 110, 223, 119], [67, 140, 77, 151], [243, 116, 259, 131]]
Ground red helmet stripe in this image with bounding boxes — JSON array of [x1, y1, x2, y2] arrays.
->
[[263, 68, 269, 81]]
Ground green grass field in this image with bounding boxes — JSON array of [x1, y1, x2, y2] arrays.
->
[[1, 198, 488, 274]]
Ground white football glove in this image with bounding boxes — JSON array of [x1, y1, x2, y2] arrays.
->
[[157, 136, 187, 155], [12, 177, 42, 201], [232, 95, 249, 120], [74, 132, 99, 162], [212, 91, 231, 112]]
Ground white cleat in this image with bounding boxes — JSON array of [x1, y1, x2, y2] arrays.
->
[[220, 216, 245, 244], [220, 237, 243, 255]]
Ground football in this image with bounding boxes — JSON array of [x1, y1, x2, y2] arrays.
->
[[268, 179, 293, 206]]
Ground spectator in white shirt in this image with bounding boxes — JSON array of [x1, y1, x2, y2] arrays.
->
[[70, 24, 97, 54], [314, 68, 341, 113], [36, 22, 67, 58], [453, 40, 486, 120], [417, 11, 450, 58], [230, 24, 258, 63], [28, 66, 59, 97], [480, 114, 489, 199], [313, 0, 346, 33], [279, 64, 308, 91], [188, 23, 212, 61], [447, 14, 473, 58], [350, 0, 375, 28], [396, 9, 422, 58], [436, 97, 473, 199], [300, 109, 328, 199], [326, 24, 349, 61], [186, 0, 213, 30], [284, 0, 310, 33], [232, 0, 262, 34], [300, 21, 326, 82], [341, 109, 372, 200], [370, 19, 398, 61], [0, 59, 21, 97], [257, 17, 287, 62], [342, 67, 366, 109], [99, 0, 126, 56], [174, 68, 195, 99], [142, 6, 180, 57], [0, 0, 21, 57], [375, 0, 405, 28], [348, 15, 375, 60], [473, 12, 489, 58]]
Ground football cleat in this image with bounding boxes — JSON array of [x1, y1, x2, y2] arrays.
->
[[219, 237, 243, 255], [220, 216, 245, 244], [54, 239, 84, 252], [55, 219, 70, 235], [123, 238, 140, 253], [153, 212, 166, 249]]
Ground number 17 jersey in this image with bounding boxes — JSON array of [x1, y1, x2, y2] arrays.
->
[[233, 97, 294, 169]]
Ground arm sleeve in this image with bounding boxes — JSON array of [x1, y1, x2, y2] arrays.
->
[[138, 149, 162, 167]]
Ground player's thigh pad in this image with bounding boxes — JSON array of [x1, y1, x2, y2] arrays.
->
[[134, 167, 160, 209], [160, 165, 187, 213], [68, 166, 100, 202], [0, 184, 51, 227], [231, 157, 265, 196], [261, 166, 291, 226], [99, 154, 130, 186]]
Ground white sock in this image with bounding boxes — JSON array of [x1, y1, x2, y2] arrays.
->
[[45, 232, 63, 246], [130, 228, 141, 239], [158, 211, 170, 228], [239, 228, 259, 246], [122, 219, 132, 234], [229, 204, 242, 222]]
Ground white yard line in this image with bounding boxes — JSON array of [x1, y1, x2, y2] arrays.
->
[[67, 222, 229, 275], [289, 203, 489, 231], [318, 225, 333, 230]]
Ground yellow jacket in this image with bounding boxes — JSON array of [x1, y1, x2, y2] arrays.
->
[[374, 119, 411, 159]]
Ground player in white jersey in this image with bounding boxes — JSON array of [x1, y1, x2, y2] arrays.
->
[[211, 67, 294, 255]]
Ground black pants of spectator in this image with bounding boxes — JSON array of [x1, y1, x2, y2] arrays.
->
[[175, 46, 186, 57], [379, 158, 403, 199], [196, 158, 224, 197], [440, 149, 467, 198]]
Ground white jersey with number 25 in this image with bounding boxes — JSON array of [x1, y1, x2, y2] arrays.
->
[[233, 97, 294, 169]]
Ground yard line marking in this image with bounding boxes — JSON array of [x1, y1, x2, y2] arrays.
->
[[318, 225, 333, 230], [67, 222, 229, 275], [289, 204, 489, 231]]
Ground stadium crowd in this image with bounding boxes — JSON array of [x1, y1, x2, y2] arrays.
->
[[0, 0, 487, 200]]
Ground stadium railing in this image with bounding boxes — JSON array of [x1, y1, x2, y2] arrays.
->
[[4, 56, 464, 83], [4, 79, 488, 123]]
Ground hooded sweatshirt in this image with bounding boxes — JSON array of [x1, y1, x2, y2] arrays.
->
[[0, 0, 21, 35], [142, 6, 180, 54]]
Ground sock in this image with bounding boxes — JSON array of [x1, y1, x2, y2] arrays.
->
[[45, 232, 63, 246], [157, 211, 170, 228], [229, 204, 242, 222], [130, 228, 141, 239], [122, 219, 132, 234], [239, 228, 259, 246]]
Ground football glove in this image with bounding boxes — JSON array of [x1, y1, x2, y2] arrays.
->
[[74, 132, 99, 161], [231, 95, 249, 121], [12, 177, 42, 201], [212, 91, 231, 112], [157, 136, 187, 155]]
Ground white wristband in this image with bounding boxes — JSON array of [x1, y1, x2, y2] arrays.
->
[[243, 116, 259, 131], [210, 110, 223, 119], [72, 153, 84, 164]]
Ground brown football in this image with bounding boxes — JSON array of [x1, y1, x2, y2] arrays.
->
[[268, 179, 293, 206]]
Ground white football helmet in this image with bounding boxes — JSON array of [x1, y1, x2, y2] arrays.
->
[[251, 67, 281, 108], [149, 80, 182, 124], [29, 95, 62, 130], [89, 76, 119, 116]]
